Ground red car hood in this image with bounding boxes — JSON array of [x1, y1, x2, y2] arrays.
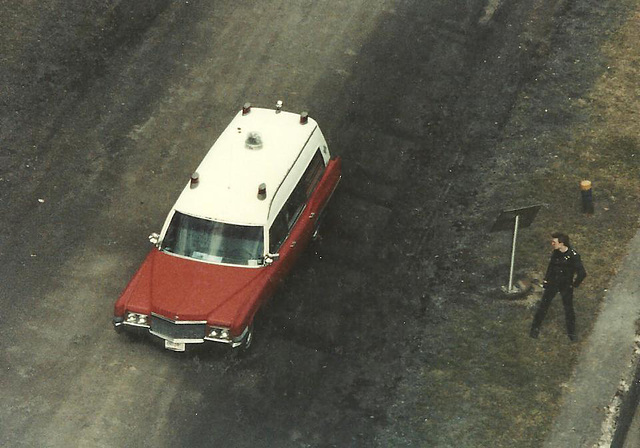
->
[[148, 251, 264, 323]]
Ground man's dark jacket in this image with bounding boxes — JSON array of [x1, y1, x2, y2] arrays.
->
[[544, 247, 587, 288]]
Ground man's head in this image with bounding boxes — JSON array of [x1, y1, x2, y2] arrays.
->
[[551, 232, 570, 250]]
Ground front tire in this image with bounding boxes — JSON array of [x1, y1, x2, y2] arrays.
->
[[232, 323, 254, 354], [242, 325, 254, 350]]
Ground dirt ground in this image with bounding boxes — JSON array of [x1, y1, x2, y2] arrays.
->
[[1, 0, 639, 447]]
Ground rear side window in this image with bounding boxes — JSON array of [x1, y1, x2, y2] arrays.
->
[[300, 150, 325, 197], [269, 150, 326, 252]]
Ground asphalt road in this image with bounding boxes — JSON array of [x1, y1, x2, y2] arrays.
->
[[0, 1, 593, 446]]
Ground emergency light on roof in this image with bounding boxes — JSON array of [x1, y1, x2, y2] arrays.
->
[[245, 132, 263, 150], [190, 172, 199, 188], [257, 183, 267, 200]]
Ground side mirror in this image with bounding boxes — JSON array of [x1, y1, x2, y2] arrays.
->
[[148, 232, 160, 246], [264, 253, 280, 265]]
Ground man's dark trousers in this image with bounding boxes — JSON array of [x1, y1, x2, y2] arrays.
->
[[531, 284, 576, 339]]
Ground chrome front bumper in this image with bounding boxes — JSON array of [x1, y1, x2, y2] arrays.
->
[[113, 315, 249, 349]]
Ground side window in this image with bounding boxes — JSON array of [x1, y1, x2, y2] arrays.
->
[[300, 150, 326, 197], [268, 149, 326, 252], [269, 212, 289, 253]]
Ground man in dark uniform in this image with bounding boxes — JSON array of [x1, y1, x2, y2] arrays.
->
[[530, 232, 587, 341]]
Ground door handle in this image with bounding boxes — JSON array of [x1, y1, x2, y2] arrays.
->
[[290, 241, 297, 248], [309, 212, 316, 219]]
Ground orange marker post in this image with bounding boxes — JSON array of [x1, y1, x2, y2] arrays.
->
[[580, 180, 594, 214]]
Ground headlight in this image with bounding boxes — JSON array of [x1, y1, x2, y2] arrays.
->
[[125, 312, 149, 326], [207, 326, 230, 340]]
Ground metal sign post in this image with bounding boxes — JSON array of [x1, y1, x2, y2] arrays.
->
[[508, 214, 519, 292], [491, 205, 542, 294]]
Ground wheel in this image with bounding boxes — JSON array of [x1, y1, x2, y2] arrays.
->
[[242, 325, 253, 350], [231, 323, 254, 356], [312, 215, 324, 241]]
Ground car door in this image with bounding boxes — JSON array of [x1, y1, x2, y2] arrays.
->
[[267, 149, 341, 279]]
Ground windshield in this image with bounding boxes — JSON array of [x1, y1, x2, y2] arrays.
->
[[161, 212, 264, 266]]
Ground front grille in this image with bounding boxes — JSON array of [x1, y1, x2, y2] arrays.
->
[[150, 314, 206, 341]]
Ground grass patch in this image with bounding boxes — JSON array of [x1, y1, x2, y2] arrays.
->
[[404, 3, 640, 447]]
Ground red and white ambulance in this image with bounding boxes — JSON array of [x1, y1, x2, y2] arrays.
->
[[113, 102, 342, 351]]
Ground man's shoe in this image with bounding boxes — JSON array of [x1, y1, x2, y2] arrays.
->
[[530, 328, 539, 339], [568, 334, 577, 342]]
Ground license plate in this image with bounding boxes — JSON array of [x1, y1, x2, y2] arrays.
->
[[164, 340, 185, 351]]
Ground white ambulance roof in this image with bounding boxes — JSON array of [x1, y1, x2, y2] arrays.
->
[[173, 107, 318, 226]]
